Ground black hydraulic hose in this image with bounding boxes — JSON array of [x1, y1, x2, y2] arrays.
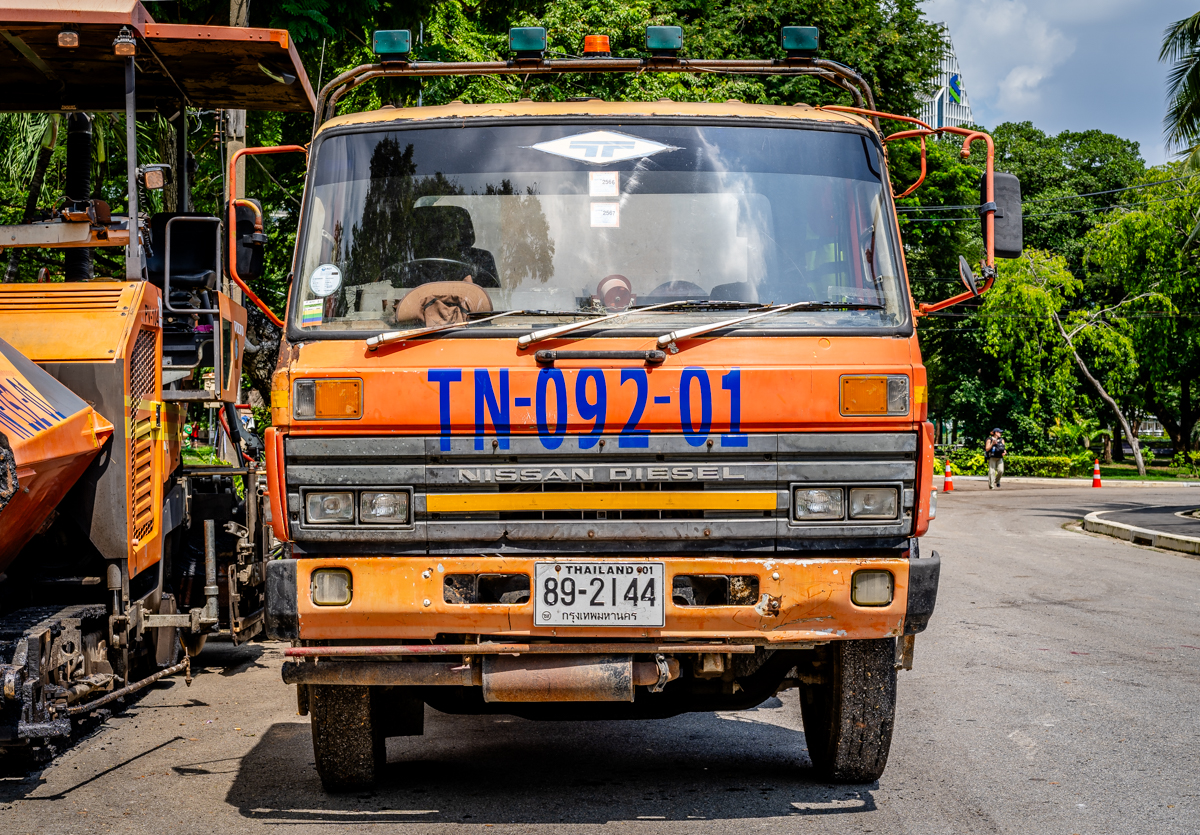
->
[[64, 112, 93, 280]]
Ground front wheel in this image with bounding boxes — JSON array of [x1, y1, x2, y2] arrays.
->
[[799, 638, 897, 782], [310, 685, 386, 791]]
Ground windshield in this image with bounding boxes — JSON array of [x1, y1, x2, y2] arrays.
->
[[293, 121, 907, 335]]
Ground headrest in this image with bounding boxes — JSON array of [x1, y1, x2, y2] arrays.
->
[[411, 205, 476, 255]]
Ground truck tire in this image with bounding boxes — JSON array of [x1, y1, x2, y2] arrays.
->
[[799, 638, 897, 782], [310, 684, 386, 791]]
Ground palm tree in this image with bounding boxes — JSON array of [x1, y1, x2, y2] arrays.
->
[[1162, 12, 1200, 163]]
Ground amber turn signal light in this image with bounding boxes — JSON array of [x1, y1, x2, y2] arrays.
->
[[293, 378, 363, 420], [841, 376, 887, 414], [841, 375, 909, 416]]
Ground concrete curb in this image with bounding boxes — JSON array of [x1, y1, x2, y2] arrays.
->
[[1082, 508, 1200, 556], [937, 476, 1200, 488]]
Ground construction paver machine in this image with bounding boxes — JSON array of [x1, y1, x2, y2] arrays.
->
[[0, 0, 312, 760]]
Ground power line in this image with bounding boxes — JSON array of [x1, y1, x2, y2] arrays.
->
[[897, 171, 1195, 209], [899, 192, 1192, 222]]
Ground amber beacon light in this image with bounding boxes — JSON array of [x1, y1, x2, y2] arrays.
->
[[583, 34, 611, 57]]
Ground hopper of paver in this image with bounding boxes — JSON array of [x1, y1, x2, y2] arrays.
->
[[0, 336, 113, 574]]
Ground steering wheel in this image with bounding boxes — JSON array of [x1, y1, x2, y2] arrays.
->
[[384, 258, 499, 288]]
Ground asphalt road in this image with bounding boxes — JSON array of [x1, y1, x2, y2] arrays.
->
[[2, 480, 1199, 834], [1099, 503, 1200, 536]]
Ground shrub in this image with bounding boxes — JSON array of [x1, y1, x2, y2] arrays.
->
[[934, 450, 1093, 478]]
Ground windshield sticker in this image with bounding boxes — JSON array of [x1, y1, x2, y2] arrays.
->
[[527, 130, 677, 165], [589, 171, 619, 196], [590, 202, 620, 228], [301, 297, 324, 327], [309, 263, 342, 297]]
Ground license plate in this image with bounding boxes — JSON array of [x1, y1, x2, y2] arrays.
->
[[534, 561, 665, 627]]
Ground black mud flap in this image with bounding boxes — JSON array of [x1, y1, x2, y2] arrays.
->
[[265, 559, 299, 641], [904, 550, 940, 635]]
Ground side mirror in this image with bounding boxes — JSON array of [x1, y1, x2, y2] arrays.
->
[[227, 199, 267, 280], [980, 172, 1023, 259], [958, 255, 979, 296]]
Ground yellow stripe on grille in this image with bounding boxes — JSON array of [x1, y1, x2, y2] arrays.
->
[[425, 491, 777, 513]]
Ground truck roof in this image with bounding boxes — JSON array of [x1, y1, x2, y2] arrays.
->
[[317, 99, 874, 136]]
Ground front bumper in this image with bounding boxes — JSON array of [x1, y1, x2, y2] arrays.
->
[[266, 552, 940, 644]]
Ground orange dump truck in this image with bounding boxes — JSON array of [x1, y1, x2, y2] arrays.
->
[[257, 26, 1023, 789]]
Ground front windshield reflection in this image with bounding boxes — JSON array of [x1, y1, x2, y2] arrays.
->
[[294, 123, 907, 334]]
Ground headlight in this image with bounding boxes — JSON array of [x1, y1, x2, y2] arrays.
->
[[849, 487, 898, 520], [793, 487, 844, 521], [851, 570, 893, 606], [311, 568, 352, 606], [305, 491, 354, 524], [293, 378, 363, 420], [360, 491, 410, 524], [928, 488, 937, 520], [840, 375, 910, 416]]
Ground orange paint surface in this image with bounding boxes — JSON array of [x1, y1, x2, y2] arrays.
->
[[294, 555, 910, 643], [275, 333, 920, 436]]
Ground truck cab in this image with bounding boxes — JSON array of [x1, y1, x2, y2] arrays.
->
[[261, 27, 1018, 790]]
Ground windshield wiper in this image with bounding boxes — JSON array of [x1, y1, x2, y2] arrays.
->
[[654, 301, 885, 350], [517, 299, 701, 349], [366, 310, 526, 351]]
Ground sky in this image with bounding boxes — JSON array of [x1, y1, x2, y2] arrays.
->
[[920, 0, 1195, 165]]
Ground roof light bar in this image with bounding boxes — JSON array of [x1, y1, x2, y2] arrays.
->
[[645, 26, 682, 57], [510, 27, 547, 59], [372, 29, 411, 61], [781, 26, 819, 59]]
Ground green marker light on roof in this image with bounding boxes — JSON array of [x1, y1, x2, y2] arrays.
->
[[645, 26, 682, 57], [372, 30, 411, 61], [781, 26, 819, 59], [510, 27, 547, 59]]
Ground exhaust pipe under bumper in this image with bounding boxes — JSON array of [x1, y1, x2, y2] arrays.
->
[[280, 654, 682, 702], [483, 654, 681, 703]]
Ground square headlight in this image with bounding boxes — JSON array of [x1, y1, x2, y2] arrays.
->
[[793, 487, 844, 521], [305, 491, 354, 524], [360, 491, 410, 524], [311, 568, 352, 606], [851, 570, 893, 606], [849, 487, 898, 520]]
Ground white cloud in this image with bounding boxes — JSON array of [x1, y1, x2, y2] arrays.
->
[[923, 0, 1075, 114], [920, 0, 1197, 163]]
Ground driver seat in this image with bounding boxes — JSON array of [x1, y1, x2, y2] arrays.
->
[[409, 205, 499, 286]]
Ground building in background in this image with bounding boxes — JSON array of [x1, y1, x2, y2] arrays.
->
[[919, 25, 973, 129]]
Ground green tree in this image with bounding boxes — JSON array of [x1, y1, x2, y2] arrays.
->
[[1085, 164, 1200, 452], [979, 250, 1150, 473], [1161, 11, 1200, 161]]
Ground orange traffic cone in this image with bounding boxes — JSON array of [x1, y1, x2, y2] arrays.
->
[[1092, 459, 1102, 488], [943, 460, 954, 492]]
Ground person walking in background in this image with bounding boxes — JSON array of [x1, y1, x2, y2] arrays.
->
[[986, 428, 1007, 489]]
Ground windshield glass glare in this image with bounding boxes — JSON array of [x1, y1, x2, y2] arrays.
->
[[294, 122, 907, 334]]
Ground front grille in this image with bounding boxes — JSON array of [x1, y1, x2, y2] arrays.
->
[[284, 433, 919, 554], [127, 329, 158, 542]]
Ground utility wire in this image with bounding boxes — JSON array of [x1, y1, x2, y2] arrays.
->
[[899, 192, 1192, 222], [897, 171, 1195, 209]]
